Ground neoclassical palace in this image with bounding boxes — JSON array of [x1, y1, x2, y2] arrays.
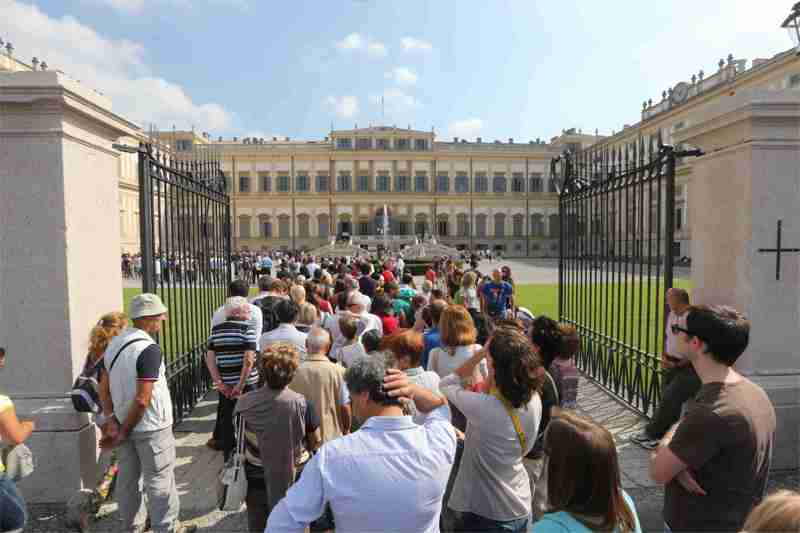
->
[[180, 127, 599, 257]]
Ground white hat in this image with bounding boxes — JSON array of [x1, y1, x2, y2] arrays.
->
[[130, 293, 168, 319]]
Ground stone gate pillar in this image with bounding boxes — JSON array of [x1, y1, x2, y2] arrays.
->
[[0, 71, 138, 502], [675, 89, 800, 470]]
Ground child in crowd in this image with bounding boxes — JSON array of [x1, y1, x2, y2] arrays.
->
[[551, 324, 581, 409]]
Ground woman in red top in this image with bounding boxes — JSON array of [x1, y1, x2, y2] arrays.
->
[[425, 264, 437, 284], [370, 294, 398, 335]]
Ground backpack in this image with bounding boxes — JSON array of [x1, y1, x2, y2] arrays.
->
[[257, 296, 283, 334], [70, 356, 103, 413]]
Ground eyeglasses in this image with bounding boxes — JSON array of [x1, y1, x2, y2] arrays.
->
[[671, 324, 702, 341]]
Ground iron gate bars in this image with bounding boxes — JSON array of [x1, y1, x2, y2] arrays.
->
[[138, 142, 231, 424], [553, 136, 676, 417]]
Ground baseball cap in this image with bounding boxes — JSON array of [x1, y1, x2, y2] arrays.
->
[[130, 293, 168, 319]]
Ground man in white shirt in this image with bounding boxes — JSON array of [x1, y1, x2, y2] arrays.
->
[[306, 256, 320, 279], [259, 299, 309, 360], [266, 359, 455, 533]]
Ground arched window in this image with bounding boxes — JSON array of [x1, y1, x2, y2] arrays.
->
[[415, 214, 428, 237], [531, 214, 544, 236], [259, 215, 272, 238], [475, 214, 487, 237], [456, 213, 469, 236], [278, 215, 290, 238], [238, 215, 251, 238], [437, 215, 449, 237], [297, 214, 310, 237], [494, 213, 506, 238], [512, 214, 524, 237], [317, 213, 330, 237]]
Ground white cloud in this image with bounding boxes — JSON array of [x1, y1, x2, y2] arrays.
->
[[366, 41, 387, 58], [384, 67, 417, 86], [4, 0, 234, 131], [447, 118, 483, 139], [336, 32, 363, 51], [400, 37, 433, 53], [336, 32, 387, 58], [325, 96, 359, 119], [372, 88, 421, 113], [85, 0, 248, 13]]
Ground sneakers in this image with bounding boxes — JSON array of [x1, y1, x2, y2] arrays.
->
[[630, 430, 661, 450], [173, 522, 198, 533]]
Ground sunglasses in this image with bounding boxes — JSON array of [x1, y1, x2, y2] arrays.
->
[[671, 324, 703, 341]]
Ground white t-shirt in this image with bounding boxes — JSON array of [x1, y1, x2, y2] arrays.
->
[[428, 344, 487, 383], [339, 342, 368, 369]]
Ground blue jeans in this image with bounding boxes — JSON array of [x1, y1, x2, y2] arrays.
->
[[0, 473, 26, 532], [455, 511, 529, 533]]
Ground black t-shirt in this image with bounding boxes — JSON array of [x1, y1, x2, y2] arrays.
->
[[358, 275, 377, 298]]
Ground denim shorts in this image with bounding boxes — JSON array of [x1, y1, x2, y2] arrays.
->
[[0, 473, 27, 532]]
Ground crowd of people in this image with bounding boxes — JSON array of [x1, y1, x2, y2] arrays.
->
[[1, 251, 796, 533]]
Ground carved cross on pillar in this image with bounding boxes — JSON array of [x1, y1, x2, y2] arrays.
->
[[757, 220, 800, 281]]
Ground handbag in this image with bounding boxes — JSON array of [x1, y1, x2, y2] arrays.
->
[[216, 414, 247, 511], [2, 443, 34, 481]]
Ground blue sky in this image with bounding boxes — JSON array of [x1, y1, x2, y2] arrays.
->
[[4, 0, 792, 142]]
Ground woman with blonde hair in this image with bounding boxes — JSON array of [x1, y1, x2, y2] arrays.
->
[[742, 490, 800, 533], [296, 302, 318, 334], [69, 312, 128, 530], [454, 271, 480, 311]]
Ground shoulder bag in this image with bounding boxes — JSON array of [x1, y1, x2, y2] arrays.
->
[[2, 443, 34, 481], [490, 387, 527, 456], [217, 414, 248, 511]]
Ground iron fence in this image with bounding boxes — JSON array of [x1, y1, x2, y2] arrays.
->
[[553, 135, 681, 417], [138, 143, 231, 424]]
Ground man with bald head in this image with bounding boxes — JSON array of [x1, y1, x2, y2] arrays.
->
[[631, 287, 699, 449], [289, 327, 351, 443]]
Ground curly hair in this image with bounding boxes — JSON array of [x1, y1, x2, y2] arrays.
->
[[259, 342, 300, 390], [89, 311, 128, 358], [530, 315, 563, 368], [489, 327, 543, 408]]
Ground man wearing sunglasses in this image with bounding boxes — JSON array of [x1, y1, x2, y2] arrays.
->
[[649, 305, 775, 533], [630, 288, 699, 450]]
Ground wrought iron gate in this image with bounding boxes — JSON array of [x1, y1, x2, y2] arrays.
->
[[138, 142, 231, 424], [553, 136, 694, 417]]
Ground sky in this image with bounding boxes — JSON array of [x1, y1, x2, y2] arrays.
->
[[2, 0, 793, 142]]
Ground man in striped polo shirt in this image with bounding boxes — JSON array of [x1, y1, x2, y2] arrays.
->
[[206, 297, 259, 460]]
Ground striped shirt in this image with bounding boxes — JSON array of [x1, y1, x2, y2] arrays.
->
[[208, 320, 259, 387]]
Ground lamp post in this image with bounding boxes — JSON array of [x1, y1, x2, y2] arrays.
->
[[781, 2, 800, 55]]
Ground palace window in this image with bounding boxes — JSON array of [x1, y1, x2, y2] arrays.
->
[[175, 139, 193, 152], [549, 214, 560, 238], [548, 178, 558, 193], [336, 138, 353, 149], [223, 173, 230, 192], [529, 173, 543, 192], [457, 213, 469, 236], [414, 139, 428, 151], [436, 174, 449, 193], [356, 137, 371, 150], [260, 172, 271, 192], [531, 214, 545, 236], [278, 215, 290, 238], [475, 214, 487, 237], [338, 173, 352, 192], [357, 175, 369, 192], [396, 221, 409, 235], [512, 173, 525, 193], [415, 173, 428, 192], [676, 208, 683, 230], [296, 173, 309, 192], [316, 174, 329, 193], [318, 213, 330, 237], [494, 213, 506, 237], [437, 216, 449, 237], [395, 175, 410, 192], [493, 173, 507, 194], [298, 214, 310, 237], [259, 216, 272, 238], [239, 216, 251, 238], [377, 174, 390, 192], [376, 138, 390, 150], [277, 174, 290, 192], [358, 220, 370, 235], [239, 174, 251, 193], [475, 173, 488, 193], [513, 214, 524, 237], [455, 173, 469, 193], [415, 217, 428, 237], [396, 138, 410, 150]]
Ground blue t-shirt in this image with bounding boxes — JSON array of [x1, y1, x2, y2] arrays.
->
[[480, 281, 513, 316], [532, 491, 642, 533], [422, 328, 441, 370], [260, 257, 273, 269]]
